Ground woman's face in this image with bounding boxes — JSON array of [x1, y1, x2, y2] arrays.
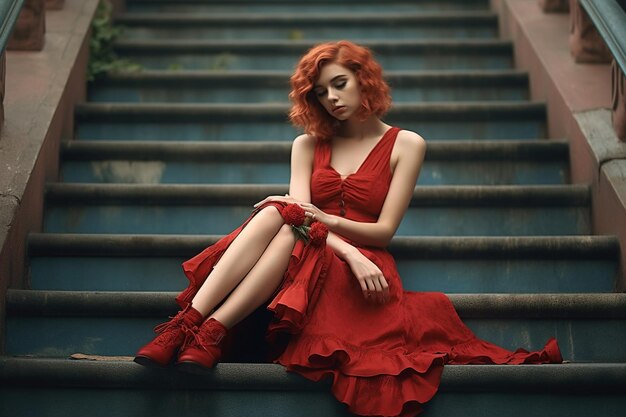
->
[[313, 62, 361, 121]]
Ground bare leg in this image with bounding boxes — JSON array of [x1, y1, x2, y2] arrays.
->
[[191, 206, 284, 316], [210, 224, 296, 328]]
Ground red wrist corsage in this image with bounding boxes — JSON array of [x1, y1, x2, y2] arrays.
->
[[281, 204, 329, 246], [309, 221, 329, 246], [281, 203, 306, 227]]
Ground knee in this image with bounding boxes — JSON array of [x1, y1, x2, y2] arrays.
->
[[255, 205, 284, 227], [276, 224, 297, 242]]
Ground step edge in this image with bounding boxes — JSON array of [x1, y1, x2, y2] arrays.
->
[[27, 233, 619, 259], [1, 357, 625, 393], [60, 140, 569, 162], [6, 290, 626, 318], [116, 11, 498, 25], [43, 183, 590, 206]]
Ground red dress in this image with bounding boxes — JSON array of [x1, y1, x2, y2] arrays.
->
[[176, 127, 562, 417]]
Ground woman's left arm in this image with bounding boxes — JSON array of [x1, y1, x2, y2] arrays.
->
[[304, 130, 426, 248]]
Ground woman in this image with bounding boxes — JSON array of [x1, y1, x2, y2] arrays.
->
[[135, 40, 562, 417]]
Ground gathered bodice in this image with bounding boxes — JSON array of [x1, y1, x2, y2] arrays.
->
[[310, 127, 401, 223]]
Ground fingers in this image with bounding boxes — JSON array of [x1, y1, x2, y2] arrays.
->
[[380, 276, 390, 303], [358, 278, 369, 299], [359, 276, 390, 304], [253, 194, 293, 208], [297, 203, 325, 224]]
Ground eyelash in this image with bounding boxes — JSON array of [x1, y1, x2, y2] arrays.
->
[[316, 81, 347, 97]]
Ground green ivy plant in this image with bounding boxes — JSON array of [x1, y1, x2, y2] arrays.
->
[[87, 0, 141, 81]]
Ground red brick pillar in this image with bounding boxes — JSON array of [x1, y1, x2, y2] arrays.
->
[[568, 0, 611, 63], [613, 60, 626, 141], [7, 0, 46, 51], [538, 0, 569, 12]]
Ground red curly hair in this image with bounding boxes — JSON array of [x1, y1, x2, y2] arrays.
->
[[288, 41, 392, 141]]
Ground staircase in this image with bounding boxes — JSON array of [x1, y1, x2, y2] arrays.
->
[[2, 0, 626, 415]]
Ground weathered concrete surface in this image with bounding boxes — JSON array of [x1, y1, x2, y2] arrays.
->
[[0, 0, 99, 351], [597, 160, 626, 290], [493, 0, 626, 288]]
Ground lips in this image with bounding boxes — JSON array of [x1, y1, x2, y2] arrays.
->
[[332, 106, 346, 114]]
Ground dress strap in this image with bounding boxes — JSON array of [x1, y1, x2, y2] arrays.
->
[[359, 127, 401, 175], [312, 137, 331, 171]]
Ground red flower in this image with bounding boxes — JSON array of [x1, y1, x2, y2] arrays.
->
[[281, 203, 306, 227], [309, 221, 329, 246]]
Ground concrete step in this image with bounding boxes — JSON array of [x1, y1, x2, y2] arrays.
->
[[75, 101, 546, 141], [59, 140, 568, 185], [113, 39, 514, 71], [125, 0, 490, 14], [89, 70, 529, 103], [27, 234, 619, 293], [1, 358, 625, 417], [5, 290, 626, 362], [116, 12, 498, 40], [42, 184, 590, 235]]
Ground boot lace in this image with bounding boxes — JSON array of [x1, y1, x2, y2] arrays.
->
[[151, 313, 188, 347], [182, 323, 224, 353]]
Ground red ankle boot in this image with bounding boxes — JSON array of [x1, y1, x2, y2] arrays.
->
[[176, 318, 228, 374], [134, 305, 203, 367]]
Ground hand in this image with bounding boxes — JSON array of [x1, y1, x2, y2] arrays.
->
[[296, 202, 332, 226], [345, 250, 390, 304], [253, 193, 300, 208]]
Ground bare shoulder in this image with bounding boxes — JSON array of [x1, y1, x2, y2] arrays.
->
[[293, 133, 316, 145], [390, 130, 426, 175], [392, 130, 426, 167], [292, 133, 316, 151], [396, 129, 426, 153], [291, 134, 317, 162]]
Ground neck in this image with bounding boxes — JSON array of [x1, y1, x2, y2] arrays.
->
[[337, 115, 387, 140]]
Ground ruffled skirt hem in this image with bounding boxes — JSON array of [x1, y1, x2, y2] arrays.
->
[[175, 201, 563, 417]]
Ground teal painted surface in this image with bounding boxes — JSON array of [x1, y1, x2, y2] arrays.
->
[[396, 259, 616, 293], [120, 26, 497, 41], [60, 160, 567, 185], [0, 388, 351, 417], [424, 393, 626, 417], [76, 119, 546, 141], [114, 52, 513, 71], [2, 389, 625, 417], [6, 316, 626, 361], [43, 205, 590, 236], [87, 85, 528, 103], [30, 257, 190, 291], [29, 257, 616, 294], [61, 161, 291, 184]]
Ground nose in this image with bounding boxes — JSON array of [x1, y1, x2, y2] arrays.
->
[[327, 88, 339, 102]]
